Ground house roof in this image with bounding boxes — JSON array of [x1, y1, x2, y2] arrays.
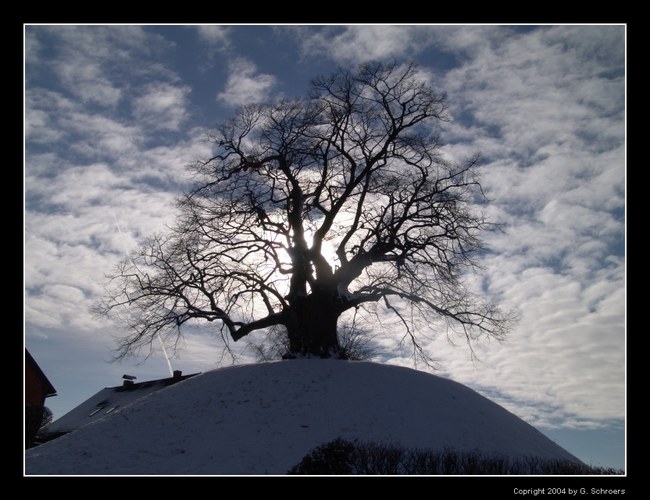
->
[[25, 349, 57, 397], [42, 371, 199, 436]]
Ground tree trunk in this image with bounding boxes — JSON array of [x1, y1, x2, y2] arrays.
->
[[284, 294, 342, 358]]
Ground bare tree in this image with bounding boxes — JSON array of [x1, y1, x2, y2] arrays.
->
[[97, 62, 513, 364]]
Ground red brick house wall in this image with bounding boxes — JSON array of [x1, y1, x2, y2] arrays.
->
[[25, 350, 56, 447]]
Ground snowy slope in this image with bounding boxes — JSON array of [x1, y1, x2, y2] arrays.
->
[[26, 359, 579, 475]]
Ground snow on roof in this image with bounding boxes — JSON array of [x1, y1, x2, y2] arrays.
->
[[42, 372, 199, 435]]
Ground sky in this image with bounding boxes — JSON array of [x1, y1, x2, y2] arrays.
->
[[24, 24, 626, 470]]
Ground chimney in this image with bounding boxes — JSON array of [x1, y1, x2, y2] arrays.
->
[[122, 374, 136, 387], [173, 370, 182, 379]]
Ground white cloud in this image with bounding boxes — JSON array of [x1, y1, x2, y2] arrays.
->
[[57, 59, 123, 107], [428, 25, 518, 58], [24, 26, 44, 63], [25, 98, 210, 346], [295, 25, 436, 63], [25, 89, 77, 144], [64, 112, 144, 161], [410, 26, 624, 430], [440, 28, 624, 153], [25, 168, 180, 334], [217, 58, 277, 107], [195, 25, 231, 49], [26, 26, 175, 108], [541, 25, 625, 71], [132, 83, 191, 131]]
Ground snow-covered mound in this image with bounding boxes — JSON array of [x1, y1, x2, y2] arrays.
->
[[26, 360, 579, 475]]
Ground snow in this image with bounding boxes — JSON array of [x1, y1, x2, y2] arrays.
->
[[25, 359, 580, 475], [42, 374, 198, 435]]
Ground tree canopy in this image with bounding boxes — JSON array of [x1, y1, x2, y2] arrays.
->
[[97, 62, 513, 364]]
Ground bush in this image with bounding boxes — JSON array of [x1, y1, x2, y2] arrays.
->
[[288, 438, 624, 475], [248, 323, 376, 362], [288, 438, 358, 474], [25, 405, 52, 448]]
